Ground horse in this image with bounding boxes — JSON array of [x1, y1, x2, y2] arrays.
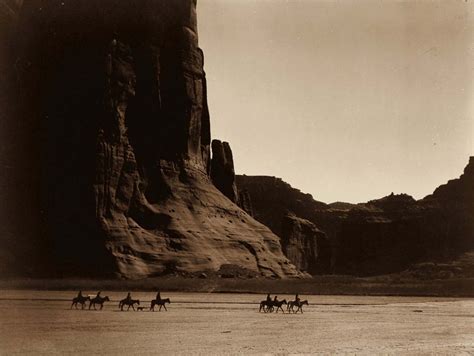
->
[[119, 298, 140, 311], [259, 300, 273, 313], [271, 299, 287, 313], [259, 299, 286, 313], [71, 295, 90, 309], [150, 298, 170, 311], [288, 300, 308, 313], [89, 295, 110, 310]]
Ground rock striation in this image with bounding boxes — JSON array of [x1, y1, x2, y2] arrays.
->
[[3, 0, 301, 278], [237, 157, 474, 276]]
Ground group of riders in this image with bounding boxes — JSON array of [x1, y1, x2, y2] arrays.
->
[[260, 293, 308, 313], [71, 290, 109, 310], [71, 290, 170, 311], [72, 291, 308, 313]]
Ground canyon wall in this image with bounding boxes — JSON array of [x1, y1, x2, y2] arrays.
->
[[2, 0, 301, 278], [237, 158, 474, 276]]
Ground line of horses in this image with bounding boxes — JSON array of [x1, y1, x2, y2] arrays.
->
[[71, 293, 309, 313], [70, 294, 170, 312], [259, 297, 309, 313]]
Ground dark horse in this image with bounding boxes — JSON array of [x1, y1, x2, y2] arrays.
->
[[270, 299, 287, 313], [259, 299, 287, 313], [259, 300, 273, 313], [89, 295, 110, 310], [150, 298, 170, 311], [71, 295, 90, 309], [119, 298, 140, 311], [288, 300, 309, 313]]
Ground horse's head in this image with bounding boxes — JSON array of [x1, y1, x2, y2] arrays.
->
[[136, 300, 140, 305], [85, 296, 91, 301], [104, 296, 110, 301], [282, 299, 287, 304], [302, 300, 309, 305], [165, 298, 170, 303]]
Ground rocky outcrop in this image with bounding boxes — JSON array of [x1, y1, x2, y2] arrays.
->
[[3, 0, 301, 278], [235, 175, 332, 274], [237, 157, 474, 276], [238, 189, 254, 217], [235, 175, 328, 236], [281, 214, 331, 274], [211, 140, 238, 203]]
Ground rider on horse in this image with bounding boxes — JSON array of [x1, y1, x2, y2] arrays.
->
[[156, 291, 161, 301], [266, 293, 271, 303]]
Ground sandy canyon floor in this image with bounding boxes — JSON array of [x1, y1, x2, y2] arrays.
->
[[0, 291, 473, 355]]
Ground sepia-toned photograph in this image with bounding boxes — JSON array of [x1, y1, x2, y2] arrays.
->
[[0, 0, 473, 354]]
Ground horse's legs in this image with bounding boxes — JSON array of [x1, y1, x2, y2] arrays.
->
[[131, 304, 136, 311], [163, 304, 167, 311]]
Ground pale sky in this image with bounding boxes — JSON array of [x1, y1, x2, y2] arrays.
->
[[197, 0, 473, 203]]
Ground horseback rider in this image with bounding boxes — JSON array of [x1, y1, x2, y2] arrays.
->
[[77, 291, 83, 298], [156, 291, 161, 301], [125, 292, 132, 302], [295, 294, 300, 304], [266, 293, 271, 303], [273, 295, 278, 303], [96, 291, 102, 298]]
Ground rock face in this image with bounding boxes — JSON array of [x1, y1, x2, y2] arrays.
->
[[235, 176, 328, 233], [210, 140, 238, 203], [235, 176, 332, 274], [3, 0, 301, 278], [236, 157, 474, 276], [281, 214, 331, 274]]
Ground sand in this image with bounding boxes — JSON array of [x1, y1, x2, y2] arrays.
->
[[0, 291, 473, 355]]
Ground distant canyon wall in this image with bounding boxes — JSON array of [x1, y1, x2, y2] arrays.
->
[[237, 157, 474, 276]]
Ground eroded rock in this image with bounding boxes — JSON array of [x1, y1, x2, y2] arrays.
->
[[3, 0, 301, 279]]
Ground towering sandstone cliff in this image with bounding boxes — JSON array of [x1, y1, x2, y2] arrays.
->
[[2, 0, 300, 278]]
